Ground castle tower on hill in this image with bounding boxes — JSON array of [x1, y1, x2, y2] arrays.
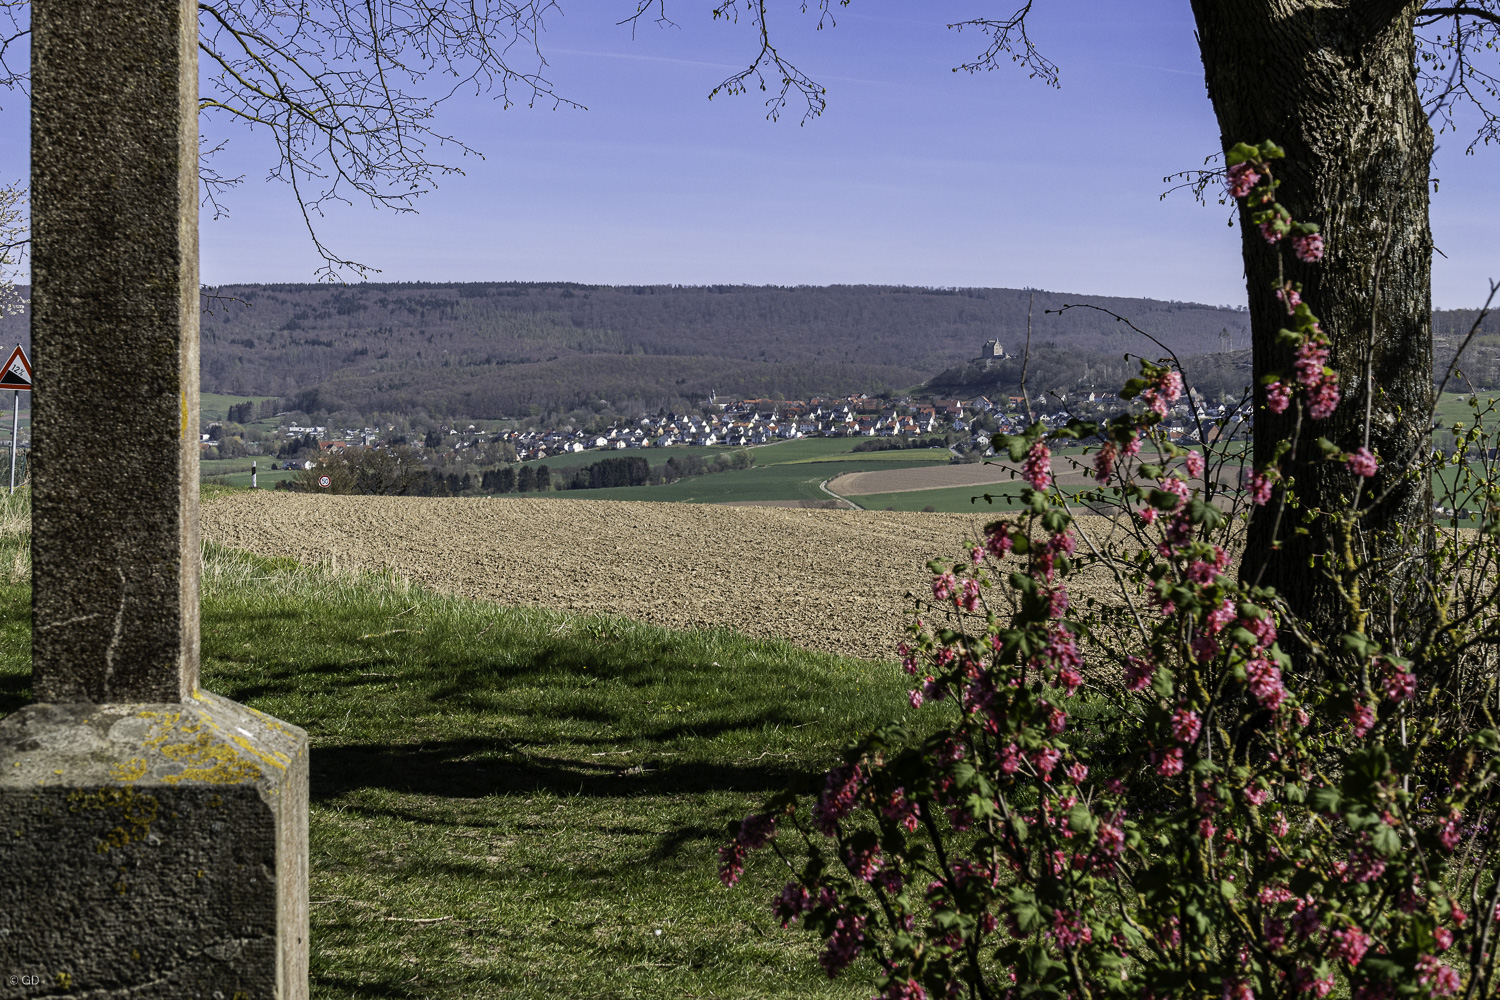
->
[[981, 339, 1006, 359]]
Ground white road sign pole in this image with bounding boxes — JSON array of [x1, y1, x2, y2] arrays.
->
[[8, 389, 16, 494], [0, 344, 33, 493]]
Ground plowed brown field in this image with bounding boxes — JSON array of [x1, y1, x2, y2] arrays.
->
[[202, 493, 1144, 660]]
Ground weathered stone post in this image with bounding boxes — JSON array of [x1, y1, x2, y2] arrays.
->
[[0, 3, 310, 998]]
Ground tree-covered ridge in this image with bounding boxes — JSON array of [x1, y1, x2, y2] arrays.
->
[[0, 282, 1490, 418]]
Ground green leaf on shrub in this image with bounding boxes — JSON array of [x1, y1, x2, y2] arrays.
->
[[1225, 142, 1257, 166], [1289, 867, 1320, 896], [1009, 889, 1042, 933], [967, 794, 998, 821], [1151, 665, 1176, 699], [1372, 823, 1401, 857], [1068, 803, 1096, 835], [1148, 489, 1182, 511], [1309, 786, 1341, 814], [1186, 497, 1223, 530], [1339, 631, 1379, 658], [1219, 879, 1238, 901]]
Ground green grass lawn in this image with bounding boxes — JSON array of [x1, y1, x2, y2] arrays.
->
[[550, 460, 867, 504], [0, 496, 929, 998], [745, 438, 950, 466], [204, 469, 301, 488], [518, 443, 736, 472], [201, 391, 279, 423], [1434, 391, 1500, 429], [521, 439, 953, 505], [849, 483, 1100, 513]]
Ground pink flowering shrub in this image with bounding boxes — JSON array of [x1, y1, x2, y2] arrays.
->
[[720, 142, 1500, 999], [721, 416, 1500, 999]]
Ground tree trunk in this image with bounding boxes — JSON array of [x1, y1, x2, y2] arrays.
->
[[1190, 1, 1434, 650]]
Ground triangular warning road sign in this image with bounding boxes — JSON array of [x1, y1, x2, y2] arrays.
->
[[0, 345, 30, 391]]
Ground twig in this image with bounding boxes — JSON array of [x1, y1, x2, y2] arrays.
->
[[382, 916, 453, 924], [1021, 292, 1035, 424]]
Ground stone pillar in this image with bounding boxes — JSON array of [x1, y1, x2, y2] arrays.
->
[[0, 3, 309, 998]]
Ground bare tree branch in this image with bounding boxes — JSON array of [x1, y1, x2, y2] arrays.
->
[[695, 1, 847, 124], [1417, 0, 1500, 152], [948, 3, 1059, 88], [195, 1, 586, 280], [1420, 4, 1500, 27]]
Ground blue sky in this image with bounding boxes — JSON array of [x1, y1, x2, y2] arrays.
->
[[4, 1, 1497, 308]]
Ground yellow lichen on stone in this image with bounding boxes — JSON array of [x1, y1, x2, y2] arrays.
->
[[109, 757, 149, 783], [159, 731, 262, 785], [68, 787, 160, 853]]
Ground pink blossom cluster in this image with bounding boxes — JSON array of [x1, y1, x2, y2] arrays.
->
[[1276, 282, 1303, 313], [931, 572, 956, 602], [1154, 746, 1184, 776], [1291, 967, 1334, 996], [1293, 339, 1340, 419], [1380, 658, 1416, 702], [1050, 909, 1092, 948], [813, 764, 864, 836], [721, 330, 1491, 1000], [772, 882, 813, 927], [1229, 609, 1287, 709], [819, 912, 866, 978], [1140, 369, 1185, 419], [1171, 707, 1202, 744], [985, 522, 1015, 560], [1022, 439, 1053, 491], [1227, 162, 1261, 198], [1093, 439, 1118, 485], [1265, 380, 1292, 414], [844, 841, 884, 882], [1345, 447, 1378, 477], [882, 788, 920, 833], [1124, 655, 1154, 692], [1332, 925, 1370, 966], [1294, 232, 1325, 263], [880, 977, 928, 1000], [719, 812, 778, 887], [1438, 810, 1463, 852], [1417, 955, 1461, 996], [1246, 469, 1276, 506]]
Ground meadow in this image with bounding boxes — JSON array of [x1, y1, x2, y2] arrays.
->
[[0, 488, 935, 998], [542, 439, 952, 505]]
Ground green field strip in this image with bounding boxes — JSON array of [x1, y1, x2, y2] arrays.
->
[[536, 460, 858, 504], [847, 482, 1098, 514]]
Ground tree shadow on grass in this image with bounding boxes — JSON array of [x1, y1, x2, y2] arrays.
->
[[0, 668, 28, 717], [310, 738, 813, 803]]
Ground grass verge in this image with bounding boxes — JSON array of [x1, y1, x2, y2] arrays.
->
[[0, 492, 932, 999]]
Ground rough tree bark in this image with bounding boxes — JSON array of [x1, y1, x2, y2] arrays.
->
[[1190, 1, 1435, 648]]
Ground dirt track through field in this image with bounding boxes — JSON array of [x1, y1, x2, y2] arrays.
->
[[829, 460, 1099, 496], [203, 493, 1137, 660]]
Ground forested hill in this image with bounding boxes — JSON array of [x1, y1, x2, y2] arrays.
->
[[0, 282, 1491, 418], [193, 282, 1251, 416]]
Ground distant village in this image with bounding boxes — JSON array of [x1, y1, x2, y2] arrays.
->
[[202, 339, 1247, 469], [225, 386, 1241, 468]]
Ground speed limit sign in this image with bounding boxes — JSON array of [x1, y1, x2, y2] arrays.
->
[[317, 475, 331, 489]]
